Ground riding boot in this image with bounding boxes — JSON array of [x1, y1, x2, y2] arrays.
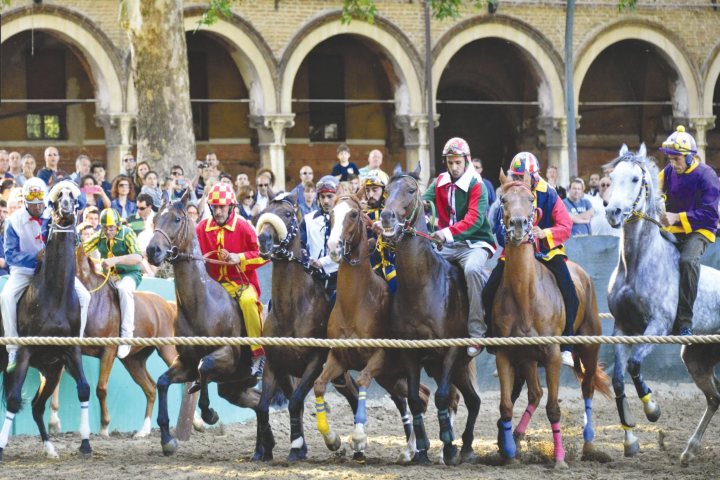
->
[[541, 256, 579, 354], [481, 261, 505, 355]]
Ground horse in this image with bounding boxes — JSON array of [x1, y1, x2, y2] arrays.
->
[[312, 194, 433, 462], [254, 192, 360, 461], [46, 247, 179, 438], [493, 170, 611, 468], [379, 165, 481, 465], [604, 144, 720, 462], [146, 193, 268, 458], [0, 181, 92, 460]]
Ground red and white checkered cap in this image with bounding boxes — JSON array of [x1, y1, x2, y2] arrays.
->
[[207, 183, 237, 206]]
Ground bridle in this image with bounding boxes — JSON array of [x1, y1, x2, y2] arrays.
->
[[622, 164, 664, 230], [334, 196, 372, 266], [385, 175, 443, 247], [500, 181, 536, 246]]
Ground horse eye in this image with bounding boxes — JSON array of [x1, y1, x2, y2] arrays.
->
[[350, 211, 358, 218], [408, 189, 416, 194], [632, 177, 639, 183], [175, 216, 181, 222], [285, 211, 292, 218]]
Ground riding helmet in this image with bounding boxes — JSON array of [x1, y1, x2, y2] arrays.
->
[[99, 208, 121, 227], [207, 182, 237, 206], [23, 177, 47, 205]]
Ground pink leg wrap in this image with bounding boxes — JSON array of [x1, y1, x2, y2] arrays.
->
[[515, 404, 537, 435], [551, 421, 565, 461]]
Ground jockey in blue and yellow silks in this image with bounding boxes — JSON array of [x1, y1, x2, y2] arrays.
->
[[363, 169, 397, 294]]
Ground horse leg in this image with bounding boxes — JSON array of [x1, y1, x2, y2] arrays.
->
[[402, 352, 430, 465], [347, 349, 389, 462], [628, 322, 666, 423], [48, 367, 64, 435], [253, 362, 278, 462], [121, 354, 157, 438], [680, 344, 720, 466], [496, 349, 517, 462], [612, 341, 640, 456], [62, 346, 92, 457], [32, 363, 64, 458], [0, 348, 33, 461], [576, 342, 602, 457], [97, 348, 116, 437], [157, 358, 194, 456], [450, 359, 481, 464], [312, 352, 346, 453], [514, 362, 542, 444], [545, 347, 567, 469], [376, 375, 416, 464], [197, 346, 237, 425], [433, 348, 462, 466]]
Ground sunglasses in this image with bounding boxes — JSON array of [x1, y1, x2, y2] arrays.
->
[[123, 157, 135, 162], [25, 190, 45, 201], [137, 206, 148, 211], [600, 183, 611, 187], [118, 183, 130, 188], [171, 171, 183, 176], [244, 195, 254, 200], [258, 183, 269, 187]]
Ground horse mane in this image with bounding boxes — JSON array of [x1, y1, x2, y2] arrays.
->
[[604, 143, 662, 218]]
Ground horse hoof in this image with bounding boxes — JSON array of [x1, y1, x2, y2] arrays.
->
[[460, 447, 477, 464], [187, 382, 202, 395], [353, 451, 366, 463], [397, 449, 413, 464], [624, 439, 640, 457], [79, 439, 92, 458], [645, 404, 661, 423], [162, 438, 178, 456], [555, 460, 569, 470], [413, 450, 431, 465], [49, 422, 62, 436], [442, 444, 459, 466], [513, 431, 526, 442], [503, 456, 518, 466], [288, 447, 307, 462], [324, 433, 341, 452], [201, 408, 219, 425], [100, 427, 110, 438], [680, 451, 693, 467], [351, 434, 367, 454]]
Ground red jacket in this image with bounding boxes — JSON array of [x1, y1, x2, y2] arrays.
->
[[196, 212, 267, 296]]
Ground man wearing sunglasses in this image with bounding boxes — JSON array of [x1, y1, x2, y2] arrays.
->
[[659, 125, 720, 336], [1, 178, 91, 371]]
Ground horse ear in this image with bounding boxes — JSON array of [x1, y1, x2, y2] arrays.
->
[[412, 161, 421, 177], [499, 169, 508, 185], [638, 143, 647, 158], [393, 163, 403, 176], [288, 190, 298, 204], [180, 187, 190, 206], [619, 144, 628, 156]]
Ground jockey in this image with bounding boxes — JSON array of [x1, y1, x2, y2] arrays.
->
[[363, 169, 397, 294], [84, 208, 143, 359], [1, 178, 91, 372], [300, 175, 339, 301], [196, 183, 268, 376], [483, 152, 577, 367], [658, 126, 720, 336], [422, 137, 496, 358]]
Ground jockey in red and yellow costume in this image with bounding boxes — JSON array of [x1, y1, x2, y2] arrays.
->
[[196, 183, 268, 376]]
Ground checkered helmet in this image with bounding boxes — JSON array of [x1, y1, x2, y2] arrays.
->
[[207, 182, 237, 206]]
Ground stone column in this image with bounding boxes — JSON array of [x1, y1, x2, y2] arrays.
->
[[688, 116, 716, 163], [250, 114, 295, 190], [395, 114, 438, 188], [538, 116, 571, 186], [97, 113, 136, 177]]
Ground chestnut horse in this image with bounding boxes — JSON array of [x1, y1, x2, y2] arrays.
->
[[494, 171, 610, 468], [146, 195, 268, 458], [380, 166, 481, 466], [45, 247, 178, 438], [255, 192, 359, 461], [313, 194, 433, 462]]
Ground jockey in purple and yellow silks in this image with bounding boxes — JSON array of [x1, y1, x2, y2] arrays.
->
[[363, 169, 397, 294], [658, 125, 720, 336]]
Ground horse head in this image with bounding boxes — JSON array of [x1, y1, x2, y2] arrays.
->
[[604, 143, 660, 228], [255, 191, 300, 259], [47, 180, 81, 227], [328, 195, 365, 263], [380, 163, 422, 242], [499, 169, 535, 246], [146, 190, 194, 266]]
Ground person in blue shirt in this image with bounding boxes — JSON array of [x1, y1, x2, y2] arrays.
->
[[331, 144, 359, 181], [563, 178, 594, 236]]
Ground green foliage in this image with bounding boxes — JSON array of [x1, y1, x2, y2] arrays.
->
[[343, 0, 498, 23], [617, 0, 638, 12], [341, 0, 378, 24], [196, 0, 236, 30]]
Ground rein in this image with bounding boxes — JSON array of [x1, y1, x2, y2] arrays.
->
[[623, 173, 665, 230], [387, 175, 443, 248], [500, 181, 536, 245]]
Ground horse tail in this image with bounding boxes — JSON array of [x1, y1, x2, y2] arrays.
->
[[573, 358, 613, 400]]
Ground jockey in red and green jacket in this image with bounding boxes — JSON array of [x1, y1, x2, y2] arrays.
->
[[483, 152, 577, 366]]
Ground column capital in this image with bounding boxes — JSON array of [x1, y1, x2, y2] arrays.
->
[[687, 116, 716, 132]]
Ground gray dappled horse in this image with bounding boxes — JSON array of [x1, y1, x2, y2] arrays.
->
[[605, 144, 720, 462]]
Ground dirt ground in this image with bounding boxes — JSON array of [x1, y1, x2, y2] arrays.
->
[[1, 382, 717, 479]]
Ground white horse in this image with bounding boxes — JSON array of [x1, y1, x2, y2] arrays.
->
[[605, 144, 720, 463]]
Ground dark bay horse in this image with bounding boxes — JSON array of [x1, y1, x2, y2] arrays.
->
[[494, 171, 610, 468], [313, 194, 432, 462], [380, 166, 481, 466], [52, 247, 178, 438], [146, 195, 268, 457], [604, 145, 720, 462], [254, 192, 359, 461], [0, 182, 92, 460]]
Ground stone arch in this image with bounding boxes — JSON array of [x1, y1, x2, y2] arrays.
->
[[1, 6, 124, 115], [279, 11, 423, 115], [702, 41, 720, 118], [574, 20, 700, 119], [432, 15, 565, 119], [183, 10, 277, 115]]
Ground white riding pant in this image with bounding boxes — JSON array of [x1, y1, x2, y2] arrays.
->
[[116, 275, 136, 338], [1, 270, 91, 354]]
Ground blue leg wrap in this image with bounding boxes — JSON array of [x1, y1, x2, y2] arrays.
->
[[354, 387, 367, 425], [583, 398, 595, 443]]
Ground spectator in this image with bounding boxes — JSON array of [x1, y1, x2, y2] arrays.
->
[[83, 206, 100, 231], [70, 154, 91, 185], [253, 170, 274, 213], [205, 152, 221, 179], [0, 180, 15, 202], [121, 152, 137, 178], [587, 173, 601, 196], [127, 193, 155, 238], [140, 170, 162, 209], [358, 149, 383, 181], [79, 174, 111, 209], [590, 176, 620, 237], [291, 166, 313, 201], [299, 180, 317, 216], [0, 150, 12, 180], [90, 162, 112, 198], [6, 188, 24, 217], [471, 157, 497, 212], [164, 165, 197, 203], [110, 175, 137, 219], [235, 173, 250, 191], [195, 160, 212, 199], [332, 143, 359, 181], [563, 177, 593, 236], [0, 199, 8, 276], [14, 154, 36, 187], [134, 161, 150, 196], [546, 165, 567, 199], [7, 151, 22, 178], [36, 146, 59, 181], [237, 185, 255, 222], [187, 203, 200, 224], [218, 172, 234, 186], [347, 174, 360, 194]]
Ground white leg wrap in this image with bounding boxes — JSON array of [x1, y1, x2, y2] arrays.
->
[[44, 440, 59, 458], [134, 417, 152, 438], [290, 436, 304, 449], [0, 412, 16, 449], [79, 401, 90, 440]]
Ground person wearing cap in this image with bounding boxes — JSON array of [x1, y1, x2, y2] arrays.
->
[[300, 175, 340, 297], [484, 152, 576, 367], [196, 183, 269, 377], [422, 137, 496, 358], [1, 178, 91, 371], [83, 208, 143, 359], [363, 169, 396, 293], [658, 125, 720, 336]]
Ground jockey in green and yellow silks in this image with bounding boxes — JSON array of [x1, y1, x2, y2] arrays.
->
[[363, 169, 397, 294]]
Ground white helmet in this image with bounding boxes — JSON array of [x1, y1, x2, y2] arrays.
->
[[22, 177, 47, 205]]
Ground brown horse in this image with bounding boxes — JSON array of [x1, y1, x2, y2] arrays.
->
[[313, 194, 433, 463], [146, 194, 267, 457], [254, 192, 359, 461], [46, 247, 178, 438], [494, 171, 611, 468], [380, 166, 481, 466]]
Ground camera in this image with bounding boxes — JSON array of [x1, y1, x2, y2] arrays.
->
[[197, 162, 209, 169]]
